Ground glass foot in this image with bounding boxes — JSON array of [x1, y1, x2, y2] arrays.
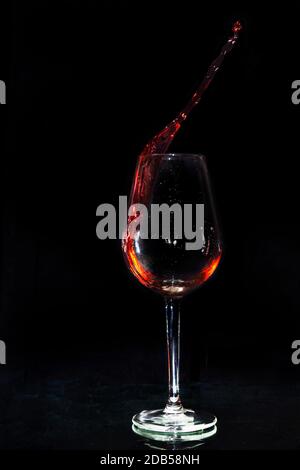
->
[[132, 408, 217, 442]]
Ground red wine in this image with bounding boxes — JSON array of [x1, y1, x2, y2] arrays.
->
[[132, 22, 242, 203], [139, 21, 242, 159], [124, 234, 221, 297], [123, 23, 241, 296]]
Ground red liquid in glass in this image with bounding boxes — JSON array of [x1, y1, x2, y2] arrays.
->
[[123, 23, 241, 296], [125, 236, 221, 297]]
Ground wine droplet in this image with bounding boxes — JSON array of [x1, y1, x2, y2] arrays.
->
[[232, 20, 242, 34]]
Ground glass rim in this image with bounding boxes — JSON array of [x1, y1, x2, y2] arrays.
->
[[141, 152, 206, 160]]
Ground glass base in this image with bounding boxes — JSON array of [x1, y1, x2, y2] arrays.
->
[[132, 408, 217, 442]]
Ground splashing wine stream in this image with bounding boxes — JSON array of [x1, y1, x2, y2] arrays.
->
[[126, 21, 242, 293], [140, 21, 242, 158], [131, 21, 242, 203], [123, 21, 242, 296]]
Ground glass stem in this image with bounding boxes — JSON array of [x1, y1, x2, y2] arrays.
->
[[164, 297, 183, 414]]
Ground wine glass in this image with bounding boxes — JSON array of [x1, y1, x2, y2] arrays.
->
[[122, 153, 222, 441]]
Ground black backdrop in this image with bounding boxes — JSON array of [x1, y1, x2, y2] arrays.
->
[[1, 1, 300, 381]]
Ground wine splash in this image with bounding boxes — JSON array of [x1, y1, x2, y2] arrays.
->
[[124, 21, 241, 292], [140, 21, 242, 158]]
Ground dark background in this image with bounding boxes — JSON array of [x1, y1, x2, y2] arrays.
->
[[1, 0, 300, 451]]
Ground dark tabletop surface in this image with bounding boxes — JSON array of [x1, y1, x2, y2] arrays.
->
[[1, 357, 300, 451]]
